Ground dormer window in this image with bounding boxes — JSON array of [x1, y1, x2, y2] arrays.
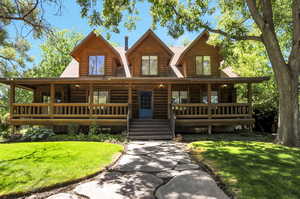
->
[[196, 56, 211, 75], [142, 56, 158, 75], [89, 55, 105, 75]]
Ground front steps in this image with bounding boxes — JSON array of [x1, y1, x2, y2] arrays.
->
[[128, 119, 173, 140]]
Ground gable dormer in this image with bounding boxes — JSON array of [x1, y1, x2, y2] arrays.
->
[[70, 31, 124, 77], [175, 31, 222, 77], [126, 29, 174, 77]]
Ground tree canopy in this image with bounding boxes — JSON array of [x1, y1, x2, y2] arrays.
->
[[0, 0, 62, 77], [26, 30, 84, 78]]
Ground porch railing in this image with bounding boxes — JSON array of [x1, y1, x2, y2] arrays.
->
[[12, 103, 128, 119], [173, 103, 251, 119]]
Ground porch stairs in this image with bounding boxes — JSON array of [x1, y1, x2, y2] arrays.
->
[[128, 119, 173, 140]]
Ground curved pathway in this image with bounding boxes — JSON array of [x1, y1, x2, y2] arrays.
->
[[38, 141, 229, 199]]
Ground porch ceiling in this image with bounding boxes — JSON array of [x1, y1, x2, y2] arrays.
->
[[0, 76, 270, 88]]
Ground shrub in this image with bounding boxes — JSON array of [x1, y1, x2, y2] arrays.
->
[[47, 133, 126, 143], [68, 123, 79, 135], [0, 113, 10, 138], [89, 122, 102, 135], [21, 127, 55, 141]]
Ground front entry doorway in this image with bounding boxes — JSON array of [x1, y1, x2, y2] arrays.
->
[[139, 91, 153, 119]]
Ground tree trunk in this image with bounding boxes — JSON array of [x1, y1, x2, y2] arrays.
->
[[275, 66, 299, 146]]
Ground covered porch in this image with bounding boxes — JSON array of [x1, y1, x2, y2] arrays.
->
[[1, 77, 268, 133]]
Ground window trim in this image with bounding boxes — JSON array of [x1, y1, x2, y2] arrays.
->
[[141, 55, 159, 76], [172, 90, 189, 104], [88, 55, 106, 76], [195, 55, 211, 76], [92, 89, 109, 104], [201, 90, 219, 104]]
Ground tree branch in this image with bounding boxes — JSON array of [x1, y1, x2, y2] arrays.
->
[[289, 0, 300, 71], [245, 0, 265, 29], [170, 5, 262, 42], [261, 0, 275, 32], [23, 0, 39, 18], [201, 24, 262, 42]]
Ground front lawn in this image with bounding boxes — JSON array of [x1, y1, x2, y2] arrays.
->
[[189, 141, 300, 199], [0, 142, 123, 196]]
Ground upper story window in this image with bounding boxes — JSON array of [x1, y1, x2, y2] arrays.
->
[[172, 91, 188, 104], [142, 56, 158, 75], [93, 89, 109, 104], [89, 56, 105, 75], [196, 56, 211, 75]]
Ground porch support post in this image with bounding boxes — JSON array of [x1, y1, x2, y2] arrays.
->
[[50, 84, 55, 117], [207, 83, 212, 135], [247, 83, 253, 132], [128, 84, 132, 119], [247, 83, 253, 116], [33, 89, 37, 103], [89, 84, 93, 119], [167, 84, 172, 119], [9, 84, 15, 120]]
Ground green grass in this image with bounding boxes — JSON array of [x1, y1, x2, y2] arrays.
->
[[0, 142, 123, 196], [189, 141, 300, 199]]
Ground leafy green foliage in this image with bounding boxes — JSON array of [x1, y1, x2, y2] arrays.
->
[[26, 30, 84, 78], [190, 141, 300, 198], [89, 122, 102, 135], [20, 127, 55, 141], [0, 0, 62, 77], [47, 133, 126, 143], [67, 123, 80, 135], [0, 142, 123, 195]]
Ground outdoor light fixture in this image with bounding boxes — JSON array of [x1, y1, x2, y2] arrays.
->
[[159, 83, 164, 88], [75, 84, 80, 88], [221, 84, 228, 88]]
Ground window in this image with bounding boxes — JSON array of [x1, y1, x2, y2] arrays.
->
[[172, 91, 188, 104], [93, 89, 108, 104], [196, 56, 211, 75], [142, 56, 158, 75], [202, 91, 218, 104], [89, 56, 105, 75]]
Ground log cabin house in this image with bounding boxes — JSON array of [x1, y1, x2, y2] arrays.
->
[[0, 29, 269, 139]]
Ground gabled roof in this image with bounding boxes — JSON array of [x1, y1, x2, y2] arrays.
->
[[71, 31, 120, 60], [126, 29, 174, 57], [173, 30, 210, 66], [62, 29, 236, 79], [69, 31, 131, 77]]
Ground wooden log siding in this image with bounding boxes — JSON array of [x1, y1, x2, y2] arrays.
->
[[11, 103, 128, 119], [173, 103, 251, 119]]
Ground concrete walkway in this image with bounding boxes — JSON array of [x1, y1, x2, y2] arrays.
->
[[45, 141, 229, 199]]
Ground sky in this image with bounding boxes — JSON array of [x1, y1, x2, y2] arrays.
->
[[20, 1, 202, 68]]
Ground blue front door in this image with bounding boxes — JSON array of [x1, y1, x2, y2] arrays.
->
[[139, 91, 153, 118]]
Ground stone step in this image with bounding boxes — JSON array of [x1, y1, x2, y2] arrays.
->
[[128, 135, 173, 140], [130, 128, 170, 132], [129, 131, 171, 135], [132, 119, 168, 122], [130, 124, 169, 128], [131, 122, 169, 126]]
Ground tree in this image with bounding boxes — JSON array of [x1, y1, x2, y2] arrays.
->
[[26, 30, 84, 78], [76, 0, 300, 146], [0, 0, 62, 77]]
